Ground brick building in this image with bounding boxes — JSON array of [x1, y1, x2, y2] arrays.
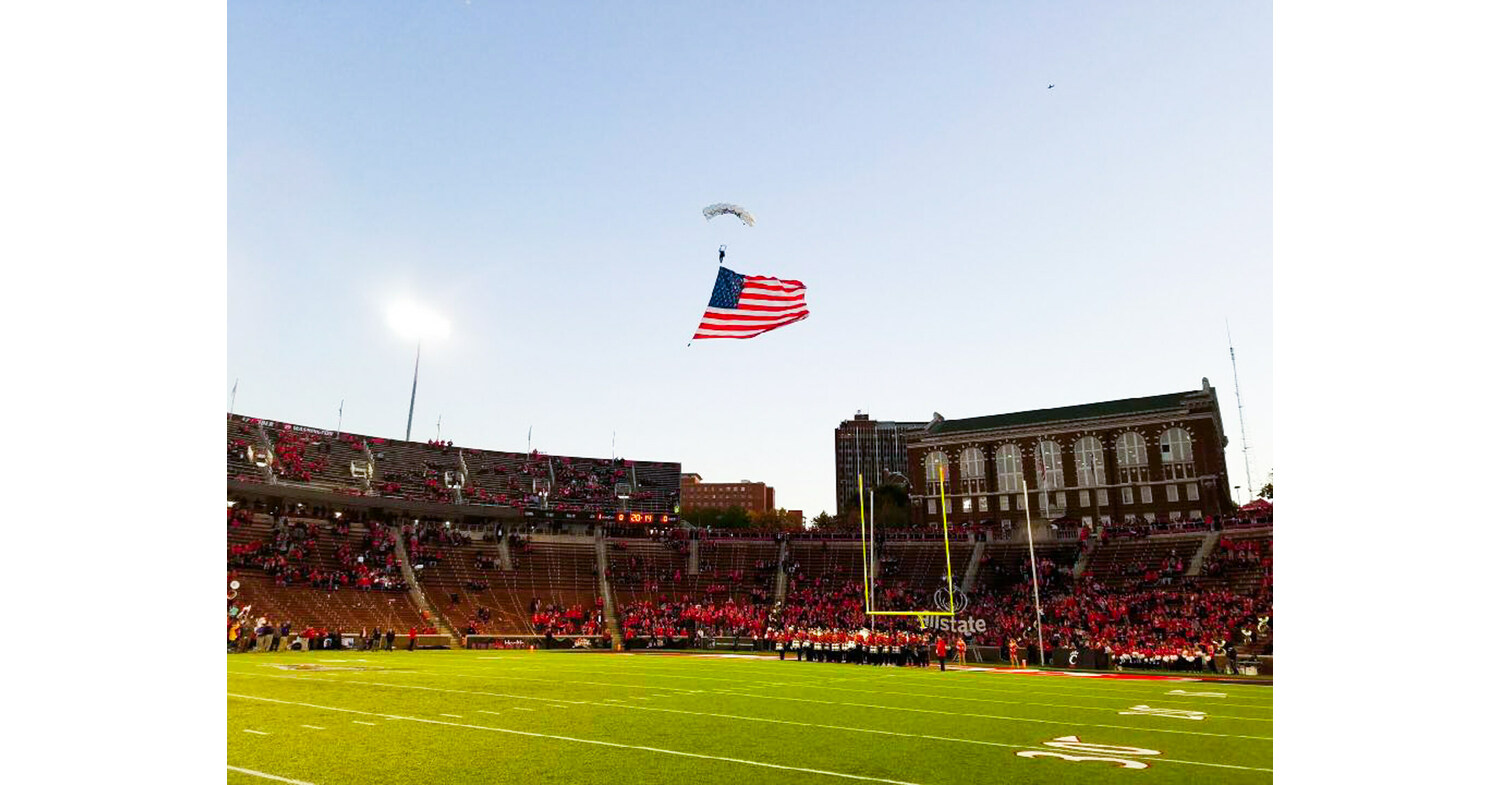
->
[[834, 413, 925, 515], [679, 473, 777, 513], [906, 380, 1234, 528]]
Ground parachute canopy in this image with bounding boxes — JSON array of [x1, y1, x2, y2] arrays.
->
[[703, 203, 755, 227]]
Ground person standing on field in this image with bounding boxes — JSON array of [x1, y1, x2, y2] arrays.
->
[[934, 636, 948, 671]]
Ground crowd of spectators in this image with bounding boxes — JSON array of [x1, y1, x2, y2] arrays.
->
[[619, 596, 770, 644], [227, 513, 409, 592]]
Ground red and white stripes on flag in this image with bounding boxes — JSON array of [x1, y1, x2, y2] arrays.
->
[[693, 266, 809, 340]]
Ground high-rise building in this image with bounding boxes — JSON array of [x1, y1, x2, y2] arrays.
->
[[834, 413, 925, 515]]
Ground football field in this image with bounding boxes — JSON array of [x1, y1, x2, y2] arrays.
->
[[227, 650, 1271, 784]]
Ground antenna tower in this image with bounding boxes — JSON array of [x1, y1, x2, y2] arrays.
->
[[1227, 322, 1255, 502]]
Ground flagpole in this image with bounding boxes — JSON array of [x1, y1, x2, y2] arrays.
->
[[1023, 479, 1046, 668], [337, 399, 344, 435], [229, 378, 238, 415]]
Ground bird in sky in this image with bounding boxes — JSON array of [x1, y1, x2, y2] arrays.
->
[[1048, 84, 1055, 89]]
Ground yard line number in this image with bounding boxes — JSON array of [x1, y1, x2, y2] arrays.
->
[[1119, 705, 1207, 720], [1016, 735, 1162, 769]]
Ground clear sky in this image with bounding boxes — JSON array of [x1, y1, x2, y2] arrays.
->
[[229, 1, 1271, 517]]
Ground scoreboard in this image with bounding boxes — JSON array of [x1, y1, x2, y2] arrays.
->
[[606, 512, 676, 525]]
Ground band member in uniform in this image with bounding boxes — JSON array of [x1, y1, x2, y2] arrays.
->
[[776, 630, 786, 660]]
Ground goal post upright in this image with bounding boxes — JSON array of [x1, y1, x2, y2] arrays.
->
[[938, 465, 957, 614], [864, 474, 876, 615], [864, 465, 958, 621]]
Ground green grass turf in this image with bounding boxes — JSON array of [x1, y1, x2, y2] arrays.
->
[[227, 649, 1271, 784]]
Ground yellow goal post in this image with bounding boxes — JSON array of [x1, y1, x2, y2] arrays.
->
[[859, 467, 958, 623]]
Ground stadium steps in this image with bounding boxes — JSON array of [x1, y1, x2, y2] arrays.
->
[[496, 531, 514, 571], [688, 539, 699, 574], [253, 422, 276, 484], [962, 539, 985, 593], [392, 532, 460, 643], [1187, 531, 1222, 577], [599, 573, 623, 650], [1072, 537, 1098, 579], [773, 539, 789, 604]]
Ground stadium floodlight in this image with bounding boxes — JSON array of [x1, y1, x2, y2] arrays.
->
[[386, 300, 451, 442]]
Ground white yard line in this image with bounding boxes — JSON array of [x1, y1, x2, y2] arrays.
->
[[241, 729, 270, 735], [439, 713, 463, 718], [710, 689, 1273, 742], [227, 765, 315, 784], [420, 660, 1275, 712], [227, 693, 923, 785], [513, 707, 535, 711], [300, 725, 326, 730], [228, 666, 1269, 746], [345, 662, 1276, 721], [353, 721, 377, 726], [591, 691, 1273, 773]]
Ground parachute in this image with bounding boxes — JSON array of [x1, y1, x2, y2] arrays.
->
[[702, 203, 755, 227]]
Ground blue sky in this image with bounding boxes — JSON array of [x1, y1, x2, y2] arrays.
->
[[229, 1, 1271, 516]]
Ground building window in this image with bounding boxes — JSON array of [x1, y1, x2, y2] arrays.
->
[[944, 499, 952, 514], [994, 444, 1022, 493], [1079, 490, 1091, 508], [1121, 487, 1134, 505], [978, 496, 988, 513], [1036, 441, 1063, 490], [1166, 484, 1179, 503], [925, 452, 949, 496], [1074, 436, 1105, 486], [1116, 432, 1147, 483], [1097, 488, 1108, 506], [959, 447, 986, 494], [1186, 483, 1199, 501], [1140, 486, 1153, 504], [1144, 512, 1157, 523], [1190, 510, 1202, 520], [1161, 427, 1194, 480], [998, 496, 1010, 511], [926, 498, 936, 515], [1169, 511, 1182, 522], [961, 497, 973, 513]]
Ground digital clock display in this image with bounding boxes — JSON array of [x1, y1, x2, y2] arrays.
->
[[608, 512, 674, 524]]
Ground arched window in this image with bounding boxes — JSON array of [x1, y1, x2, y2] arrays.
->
[[1160, 427, 1194, 480], [959, 447, 986, 495], [1074, 436, 1105, 486], [924, 452, 949, 497], [995, 444, 1022, 493], [1036, 441, 1062, 489], [1116, 432, 1147, 484]]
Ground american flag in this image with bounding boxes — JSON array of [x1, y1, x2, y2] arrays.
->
[[693, 266, 809, 340]]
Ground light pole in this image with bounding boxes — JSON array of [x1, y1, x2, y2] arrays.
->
[[387, 301, 451, 443]]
